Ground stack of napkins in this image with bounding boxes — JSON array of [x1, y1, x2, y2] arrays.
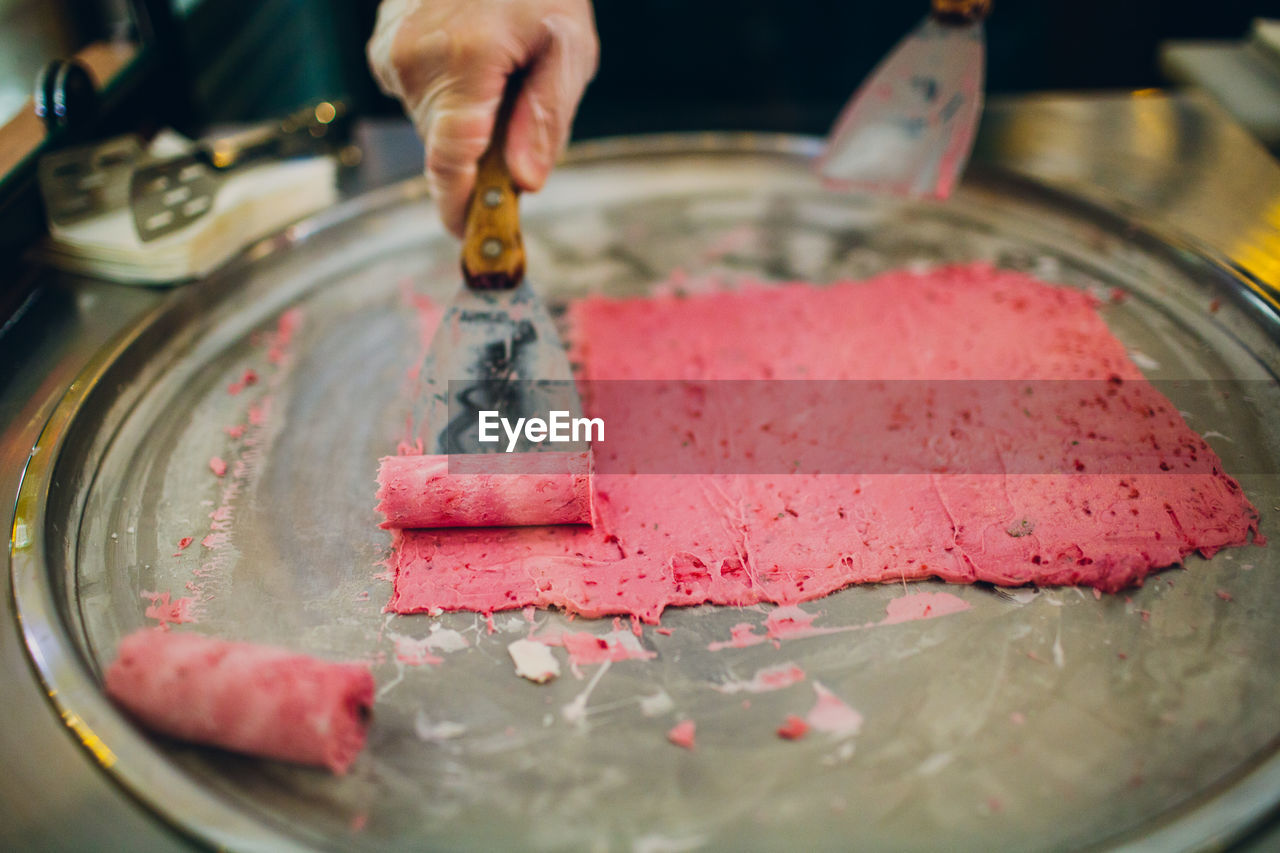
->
[[42, 133, 337, 284]]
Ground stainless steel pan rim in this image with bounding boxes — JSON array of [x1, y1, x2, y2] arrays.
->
[[9, 132, 1280, 852]]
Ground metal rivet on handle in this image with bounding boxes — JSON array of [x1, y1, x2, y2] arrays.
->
[[482, 187, 503, 207], [481, 238, 503, 259]]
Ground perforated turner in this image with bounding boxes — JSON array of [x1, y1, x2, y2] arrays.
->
[[129, 102, 348, 242], [817, 0, 991, 199], [414, 79, 585, 458]]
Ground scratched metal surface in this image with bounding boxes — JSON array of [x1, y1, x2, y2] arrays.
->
[[12, 136, 1280, 852]]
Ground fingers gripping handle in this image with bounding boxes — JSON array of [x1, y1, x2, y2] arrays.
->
[[461, 76, 526, 291]]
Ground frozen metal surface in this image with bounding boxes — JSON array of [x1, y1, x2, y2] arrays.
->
[[978, 91, 1280, 312], [10, 134, 1280, 851]]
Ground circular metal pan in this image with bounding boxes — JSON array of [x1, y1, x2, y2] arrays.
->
[[11, 135, 1280, 851]]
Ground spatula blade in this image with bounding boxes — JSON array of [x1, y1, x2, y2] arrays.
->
[[817, 16, 985, 200], [129, 153, 220, 242], [415, 280, 583, 456]]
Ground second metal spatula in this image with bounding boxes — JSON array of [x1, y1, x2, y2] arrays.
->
[[415, 80, 584, 457], [817, 0, 991, 200]]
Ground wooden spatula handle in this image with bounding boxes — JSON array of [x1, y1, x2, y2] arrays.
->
[[460, 79, 525, 291], [932, 0, 991, 24]]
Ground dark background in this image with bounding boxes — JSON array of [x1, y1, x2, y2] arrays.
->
[[170, 0, 1275, 136], [0, 0, 1274, 281]]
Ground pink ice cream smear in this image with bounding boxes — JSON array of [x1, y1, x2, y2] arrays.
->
[[141, 591, 197, 627], [707, 595, 972, 651], [535, 629, 656, 666], [391, 634, 443, 666], [713, 663, 807, 694], [383, 265, 1261, 623], [881, 591, 971, 625], [805, 683, 863, 738]]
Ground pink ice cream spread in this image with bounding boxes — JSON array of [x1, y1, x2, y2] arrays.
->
[[377, 451, 592, 528], [385, 265, 1260, 623], [105, 629, 374, 774]]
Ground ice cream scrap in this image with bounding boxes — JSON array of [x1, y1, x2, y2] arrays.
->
[[764, 606, 860, 642], [805, 683, 863, 738], [666, 719, 696, 750], [401, 283, 446, 382], [384, 265, 1260, 624], [709, 593, 972, 650], [188, 309, 303, 615], [266, 307, 302, 365], [535, 629, 656, 668], [141, 591, 197, 627], [880, 591, 971, 625], [776, 715, 810, 740], [389, 632, 443, 666], [104, 629, 373, 774], [712, 663, 806, 694], [708, 622, 773, 652], [226, 368, 259, 396], [508, 638, 561, 683]]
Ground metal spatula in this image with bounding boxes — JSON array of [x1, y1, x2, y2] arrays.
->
[[37, 135, 144, 226], [129, 101, 348, 242], [415, 79, 584, 457], [817, 0, 991, 200]]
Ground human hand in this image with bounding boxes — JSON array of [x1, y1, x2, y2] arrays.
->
[[367, 0, 599, 236]]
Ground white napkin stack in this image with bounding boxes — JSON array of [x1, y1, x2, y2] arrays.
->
[[42, 132, 338, 285]]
